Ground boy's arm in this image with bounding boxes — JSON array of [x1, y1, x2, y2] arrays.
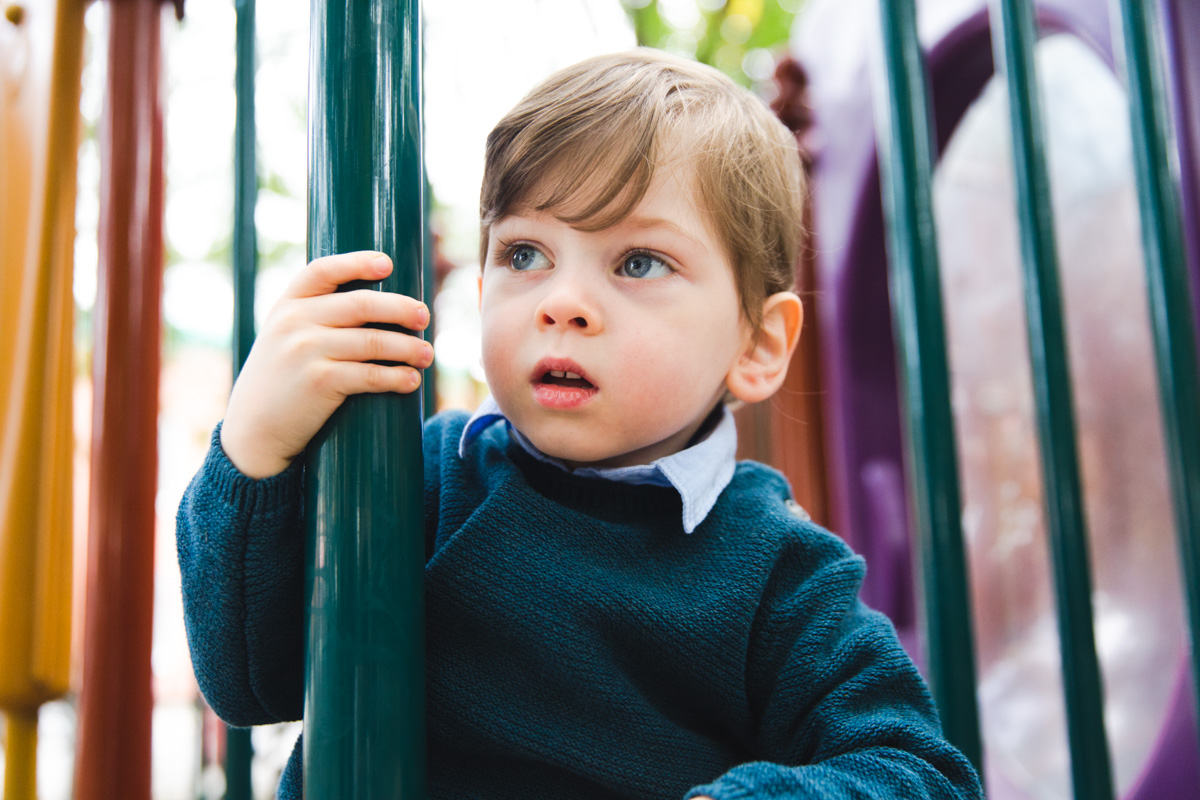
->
[[688, 535, 982, 800], [176, 424, 307, 725], [177, 249, 432, 724]]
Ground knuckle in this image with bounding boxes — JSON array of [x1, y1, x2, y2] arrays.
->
[[273, 304, 305, 334], [288, 330, 318, 359], [308, 362, 336, 396], [353, 291, 377, 320], [364, 362, 387, 392], [365, 328, 386, 361], [304, 256, 332, 282]]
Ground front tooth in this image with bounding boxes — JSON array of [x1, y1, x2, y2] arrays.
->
[[565, 372, 581, 380], [550, 370, 565, 378]]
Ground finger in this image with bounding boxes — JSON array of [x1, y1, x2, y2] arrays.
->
[[303, 289, 430, 331], [328, 360, 424, 396], [284, 251, 393, 299], [323, 328, 434, 368]]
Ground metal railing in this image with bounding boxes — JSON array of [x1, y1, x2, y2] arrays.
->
[[873, 0, 1200, 796]]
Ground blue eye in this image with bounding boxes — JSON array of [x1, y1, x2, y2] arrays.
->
[[620, 252, 671, 279], [509, 244, 550, 271]]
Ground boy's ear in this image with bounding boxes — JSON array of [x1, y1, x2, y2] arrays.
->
[[726, 291, 803, 404]]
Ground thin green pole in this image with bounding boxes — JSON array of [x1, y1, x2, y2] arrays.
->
[[872, 0, 983, 772], [989, 2, 1114, 797], [422, 179, 436, 420], [232, 0, 257, 375], [304, 0, 425, 797], [1114, 0, 1200, 746], [226, 1, 257, 797]]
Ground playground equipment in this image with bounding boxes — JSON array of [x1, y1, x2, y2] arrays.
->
[[73, 0, 175, 797], [793, 0, 1200, 796], [0, 0, 84, 795], [303, 0, 426, 795]]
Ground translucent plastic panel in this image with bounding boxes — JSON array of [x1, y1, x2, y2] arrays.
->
[[932, 34, 1183, 800]]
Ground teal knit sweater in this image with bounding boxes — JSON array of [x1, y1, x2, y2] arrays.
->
[[176, 411, 981, 799]]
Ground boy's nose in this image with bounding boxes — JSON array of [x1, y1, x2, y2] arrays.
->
[[535, 278, 602, 333]]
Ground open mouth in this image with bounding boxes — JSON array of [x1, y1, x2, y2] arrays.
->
[[540, 369, 595, 390], [532, 360, 598, 409]]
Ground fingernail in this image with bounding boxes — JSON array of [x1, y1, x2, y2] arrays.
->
[[417, 304, 430, 326], [371, 253, 391, 273], [424, 342, 434, 363]]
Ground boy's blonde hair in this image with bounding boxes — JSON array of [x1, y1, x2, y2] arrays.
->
[[479, 49, 806, 329]]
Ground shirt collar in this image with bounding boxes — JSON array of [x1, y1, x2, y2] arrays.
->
[[458, 396, 737, 533]]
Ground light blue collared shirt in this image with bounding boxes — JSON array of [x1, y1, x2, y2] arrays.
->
[[457, 396, 737, 534]]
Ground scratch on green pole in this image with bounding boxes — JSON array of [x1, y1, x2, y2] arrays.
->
[[304, 0, 426, 797]]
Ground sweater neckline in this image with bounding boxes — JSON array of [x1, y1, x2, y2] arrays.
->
[[502, 437, 688, 529]]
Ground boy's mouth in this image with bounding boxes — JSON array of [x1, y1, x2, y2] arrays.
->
[[540, 369, 595, 390], [532, 359, 598, 409]]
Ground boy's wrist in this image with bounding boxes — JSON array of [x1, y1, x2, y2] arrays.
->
[[219, 421, 295, 480]]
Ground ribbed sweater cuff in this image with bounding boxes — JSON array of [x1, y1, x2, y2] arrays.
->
[[204, 422, 304, 514]]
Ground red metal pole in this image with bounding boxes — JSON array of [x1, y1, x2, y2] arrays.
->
[[74, 2, 168, 797]]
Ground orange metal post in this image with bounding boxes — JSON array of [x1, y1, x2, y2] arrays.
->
[[73, 1, 171, 798], [0, 1, 86, 797]]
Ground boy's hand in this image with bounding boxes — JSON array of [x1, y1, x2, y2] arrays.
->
[[220, 251, 433, 479]]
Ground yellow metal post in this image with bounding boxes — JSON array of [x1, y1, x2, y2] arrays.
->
[[0, 0, 87, 797]]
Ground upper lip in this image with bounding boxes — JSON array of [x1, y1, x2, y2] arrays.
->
[[531, 357, 596, 386]]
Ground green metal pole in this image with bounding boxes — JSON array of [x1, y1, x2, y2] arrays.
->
[[1114, 0, 1200, 746], [422, 179, 436, 420], [872, 0, 983, 772], [232, 0, 257, 376], [304, 0, 425, 797], [226, 2, 257, 797], [989, 2, 1115, 797]]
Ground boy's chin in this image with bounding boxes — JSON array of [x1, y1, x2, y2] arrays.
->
[[526, 434, 647, 470]]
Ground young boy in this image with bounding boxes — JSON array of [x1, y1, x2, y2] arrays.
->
[[178, 50, 982, 799]]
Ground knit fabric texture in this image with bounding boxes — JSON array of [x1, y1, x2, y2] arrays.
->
[[177, 411, 981, 799]]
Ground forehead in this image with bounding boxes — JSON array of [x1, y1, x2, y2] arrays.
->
[[517, 137, 714, 232]]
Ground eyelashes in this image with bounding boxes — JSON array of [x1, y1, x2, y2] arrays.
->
[[492, 239, 676, 279]]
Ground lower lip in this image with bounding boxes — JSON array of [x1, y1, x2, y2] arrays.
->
[[533, 382, 598, 409]]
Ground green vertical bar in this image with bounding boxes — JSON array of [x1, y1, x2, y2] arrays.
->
[[226, 2, 257, 798], [222, 727, 252, 800], [232, 0, 257, 376], [872, 0, 983, 772], [1114, 0, 1200, 744], [421, 179, 436, 420], [304, 0, 425, 797], [989, 2, 1115, 797]]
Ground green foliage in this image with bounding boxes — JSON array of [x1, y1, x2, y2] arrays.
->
[[620, 0, 806, 88]]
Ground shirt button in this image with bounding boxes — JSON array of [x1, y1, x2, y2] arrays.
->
[[785, 499, 811, 521]]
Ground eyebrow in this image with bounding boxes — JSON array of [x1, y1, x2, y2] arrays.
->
[[619, 215, 706, 251]]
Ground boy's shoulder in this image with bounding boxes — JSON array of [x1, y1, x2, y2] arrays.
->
[[719, 458, 857, 562], [723, 458, 814, 531]]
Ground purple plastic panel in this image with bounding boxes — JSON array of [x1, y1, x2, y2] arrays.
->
[[792, 0, 1200, 797], [792, 0, 1113, 635]]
